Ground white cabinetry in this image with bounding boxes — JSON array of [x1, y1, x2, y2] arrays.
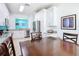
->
[[34, 7, 57, 38], [35, 9, 47, 37], [46, 7, 54, 27]]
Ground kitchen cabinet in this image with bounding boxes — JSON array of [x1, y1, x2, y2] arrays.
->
[[34, 8, 54, 37]]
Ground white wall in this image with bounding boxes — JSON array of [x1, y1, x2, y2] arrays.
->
[[9, 14, 28, 38], [28, 14, 35, 32], [53, 3, 79, 44], [9, 14, 29, 29], [9, 14, 35, 38], [9, 14, 34, 30], [0, 3, 9, 26]]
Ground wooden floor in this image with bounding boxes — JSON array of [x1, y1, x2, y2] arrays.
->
[[19, 37, 79, 56]]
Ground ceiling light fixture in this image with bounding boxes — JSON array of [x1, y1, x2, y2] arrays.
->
[[19, 3, 30, 12], [19, 5, 25, 12]]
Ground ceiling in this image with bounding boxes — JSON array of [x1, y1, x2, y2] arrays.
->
[[5, 3, 54, 16]]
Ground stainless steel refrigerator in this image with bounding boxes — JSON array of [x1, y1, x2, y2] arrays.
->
[[33, 21, 40, 32]]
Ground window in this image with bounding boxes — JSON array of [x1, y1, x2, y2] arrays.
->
[[16, 18, 29, 29]]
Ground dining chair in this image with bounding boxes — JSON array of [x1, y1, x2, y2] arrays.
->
[[0, 43, 9, 56], [31, 32, 42, 41], [63, 33, 78, 44]]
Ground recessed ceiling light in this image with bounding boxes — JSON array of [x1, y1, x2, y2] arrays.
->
[[19, 5, 24, 12]]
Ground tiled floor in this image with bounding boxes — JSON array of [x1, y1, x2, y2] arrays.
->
[[13, 37, 31, 56]]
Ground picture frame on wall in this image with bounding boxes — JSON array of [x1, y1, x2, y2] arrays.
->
[[61, 14, 76, 30]]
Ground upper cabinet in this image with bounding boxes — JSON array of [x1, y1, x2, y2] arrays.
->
[[34, 7, 54, 33], [46, 7, 54, 27], [35, 9, 47, 33]]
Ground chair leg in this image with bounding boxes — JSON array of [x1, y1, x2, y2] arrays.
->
[[75, 41, 77, 45]]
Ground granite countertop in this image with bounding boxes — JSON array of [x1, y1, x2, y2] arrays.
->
[[0, 32, 11, 43]]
